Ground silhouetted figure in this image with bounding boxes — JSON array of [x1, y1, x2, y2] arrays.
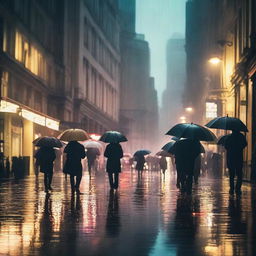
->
[[173, 139, 201, 194], [193, 154, 201, 184], [135, 154, 145, 173], [86, 148, 99, 174], [35, 146, 56, 192], [104, 143, 123, 189], [224, 130, 247, 195], [64, 141, 86, 194], [159, 156, 167, 175]]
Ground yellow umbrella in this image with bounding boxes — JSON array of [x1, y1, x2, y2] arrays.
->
[[58, 129, 90, 142]]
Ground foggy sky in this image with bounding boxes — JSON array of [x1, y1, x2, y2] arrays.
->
[[136, 0, 186, 106]]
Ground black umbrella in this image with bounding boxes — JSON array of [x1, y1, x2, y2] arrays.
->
[[205, 116, 248, 132], [134, 150, 151, 156], [33, 136, 63, 148], [166, 123, 217, 142], [217, 135, 229, 146], [99, 131, 128, 143], [161, 141, 176, 154]]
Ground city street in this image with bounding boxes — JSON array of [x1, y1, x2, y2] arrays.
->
[[0, 169, 256, 256]]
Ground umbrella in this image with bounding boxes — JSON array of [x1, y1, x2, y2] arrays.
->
[[156, 150, 172, 157], [166, 123, 217, 142], [33, 136, 63, 148], [83, 140, 103, 149], [86, 147, 101, 155], [134, 150, 151, 156], [100, 131, 128, 143], [205, 116, 248, 132], [58, 129, 90, 141], [217, 135, 229, 146], [161, 141, 176, 154]]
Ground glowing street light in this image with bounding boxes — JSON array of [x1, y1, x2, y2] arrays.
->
[[208, 57, 221, 65], [185, 107, 193, 113], [180, 116, 186, 123]]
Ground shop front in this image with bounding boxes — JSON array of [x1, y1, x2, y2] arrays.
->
[[0, 97, 59, 177]]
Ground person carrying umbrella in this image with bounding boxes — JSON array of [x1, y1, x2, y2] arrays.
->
[[59, 129, 89, 194], [224, 130, 247, 195], [134, 150, 151, 174], [86, 148, 100, 174], [35, 146, 56, 193], [100, 131, 127, 190]]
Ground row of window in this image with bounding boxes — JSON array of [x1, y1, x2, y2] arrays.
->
[[83, 0, 119, 49], [84, 17, 118, 80], [83, 59, 118, 120]]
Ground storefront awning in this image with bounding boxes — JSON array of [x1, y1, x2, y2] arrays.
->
[[0, 97, 59, 131]]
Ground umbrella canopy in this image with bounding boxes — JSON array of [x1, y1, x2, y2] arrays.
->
[[205, 116, 248, 132], [156, 150, 173, 157], [134, 150, 151, 156], [217, 135, 229, 146], [58, 129, 90, 142], [83, 140, 103, 149], [33, 136, 63, 148], [162, 141, 176, 154], [86, 147, 101, 155], [99, 131, 128, 143], [166, 123, 217, 142]]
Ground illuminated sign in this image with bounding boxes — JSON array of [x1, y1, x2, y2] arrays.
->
[[0, 100, 19, 113], [206, 102, 217, 118], [0, 99, 59, 131]]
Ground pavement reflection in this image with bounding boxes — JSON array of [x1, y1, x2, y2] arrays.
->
[[0, 169, 255, 256]]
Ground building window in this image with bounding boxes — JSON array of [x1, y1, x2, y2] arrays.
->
[[206, 102, 217, 119]]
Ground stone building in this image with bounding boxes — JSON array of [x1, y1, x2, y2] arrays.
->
[[185, 0, 256, 180]]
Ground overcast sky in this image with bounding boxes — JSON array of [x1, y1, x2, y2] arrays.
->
[[136, 0, 186, 106]]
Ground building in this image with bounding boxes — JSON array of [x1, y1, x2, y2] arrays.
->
[[161, 36, 186, 135], [118, 0, 159, 153], [185, 0, 256, 180], [0, 0, 64, 174], [64, 0, 120, 134]]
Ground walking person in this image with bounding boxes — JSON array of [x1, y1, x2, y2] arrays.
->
[[64, 141, 86, 194], [35, 146, 56, 193], [173, 139, 201, 194], [224, 130, 247, 195], [86, 148, 99, 174], [104, 142, 123, 190], [159, 156, 167, 175], [135, 154, 145, 174]]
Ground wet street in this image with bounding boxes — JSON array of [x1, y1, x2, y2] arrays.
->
[[0, 169, 256, 256]]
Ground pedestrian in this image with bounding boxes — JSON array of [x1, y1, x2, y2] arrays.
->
[[104, 142, 123, 190], [224, 130, 247, 195], [35, 146, 56, 193], [173, 139, 201, 194], [159, 156, 167, 175], [193, 154, 201, 184], [134, 154, 145, 173], [86, 148, 99, 174], [64, 141, 86, 194]]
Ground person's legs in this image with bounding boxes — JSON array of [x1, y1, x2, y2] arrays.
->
[[48, 172, 53, 190], [75, 174, 82, 192], [235, 165, 243, 194], [44, 173, 48, 192], [113, 173, 119, 189], [108, 172, 114, 189], [186, 174, 193, 195], [70, 175, 75, 193], [228, 168, 235, 194]]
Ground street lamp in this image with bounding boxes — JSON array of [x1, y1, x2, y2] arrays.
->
[[208, 57, 221, 65], [180, 116, 186, 123]]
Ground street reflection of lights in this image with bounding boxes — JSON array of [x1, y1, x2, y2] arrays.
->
[[208, 57, 221, 65], [205, 245, 219, 254]]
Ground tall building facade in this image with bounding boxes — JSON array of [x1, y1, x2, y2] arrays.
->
[[161, 37, 186, 135], [118, 0, 159, 153], [0, 0, 64, 173], [185, 0, 256, 180]]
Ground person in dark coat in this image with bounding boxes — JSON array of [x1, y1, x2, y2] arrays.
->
[[159, 156, 167, 175], [224, 130, 247, 195], [134, 154, 145, 173], [64, 141, 86, 194], [35, 146, 56, 193], [173, 139, 201, 194], [104, 143, 123, 190]]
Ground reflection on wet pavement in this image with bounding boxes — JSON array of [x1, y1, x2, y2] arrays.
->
[[0, 169, 255, 256]]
